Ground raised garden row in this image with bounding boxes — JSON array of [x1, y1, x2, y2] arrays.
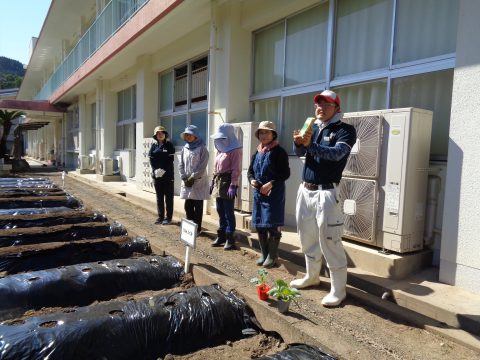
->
[[0, 176, 335, 359]]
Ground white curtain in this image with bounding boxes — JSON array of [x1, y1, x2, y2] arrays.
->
[[391, 70, 453, 159], [285, 3, 328, 86], [334, 81, 387, 113], [253, 98, 280, 124], [281, 92, 316, 150], [334, 0, 393, 77], [394, 0, 458, 64], [254, 23, 285, 94]]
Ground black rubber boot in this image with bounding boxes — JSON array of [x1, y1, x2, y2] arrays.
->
[[223, 232, 236, 250], [263, 232, 281, 268], [211, 229, 226, 247], [256, 231, 269, 266]]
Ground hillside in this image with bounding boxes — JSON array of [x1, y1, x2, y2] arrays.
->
[[0, 56, 25, 89]]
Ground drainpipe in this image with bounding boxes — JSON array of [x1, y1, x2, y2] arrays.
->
[[206, 0, 219, 214], [424, 174, 441, 247]]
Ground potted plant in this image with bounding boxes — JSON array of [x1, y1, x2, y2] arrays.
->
[[267, 279, 301, 313], [250, 269, 270, 301]]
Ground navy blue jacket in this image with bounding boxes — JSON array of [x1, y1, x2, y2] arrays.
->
[[295, 117, 356, 185], [149, 141, 175, 180]]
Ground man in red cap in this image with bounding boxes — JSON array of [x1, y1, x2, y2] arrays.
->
[[291, 89, 356, 307]]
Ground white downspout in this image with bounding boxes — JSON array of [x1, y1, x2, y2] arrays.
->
[[424, 174, 442, 247], [206, 0, 219, 215]]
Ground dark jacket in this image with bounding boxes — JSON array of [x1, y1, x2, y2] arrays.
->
[[247, 144, 290, 228], [247, 145, 290, 187], [295, 119, 356, 185], [149, 141, 175, 180]]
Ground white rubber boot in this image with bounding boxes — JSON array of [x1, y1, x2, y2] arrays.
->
[[321, 268, 347, 307], [290, 256, 321, 289]]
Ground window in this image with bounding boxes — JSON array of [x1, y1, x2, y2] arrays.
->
[[285, 3, 328, 86], [90, 103, 97, 150], [334, 81, 387, 113], [190, 111, 207, 142], [393, 0, 458, 65], [174, 65, 188, 108], [159, 72, 173, 111], [391, 70, 453, 160], [251, 1, 458, 158], [117, 85, 136, 150], [281, 93, 315, 147], [158, 56, 208, 146], [334, 0, 393, 77], [253, 22, 284, 93], [67, 106, 79, 151], [252, 98, 280, 124]]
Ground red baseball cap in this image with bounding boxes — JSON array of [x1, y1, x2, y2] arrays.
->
[[313, 90, 341, 112]]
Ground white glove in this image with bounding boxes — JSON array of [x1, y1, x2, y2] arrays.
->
[[154, 168, 166, 178]]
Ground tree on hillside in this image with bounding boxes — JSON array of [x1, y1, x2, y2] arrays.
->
[[0, 73, 23, 89], [0, 57, 25, 89], [0, 110, 25, 161], [0, 57, 25, 76]]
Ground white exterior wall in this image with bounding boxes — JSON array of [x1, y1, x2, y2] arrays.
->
[[440, 0, 480, 293], [136, 55, 158, 188]]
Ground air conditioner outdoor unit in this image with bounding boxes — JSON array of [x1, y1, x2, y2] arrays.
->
[[233, 122, 260, 212], [338, 108, 432, 253], [77, 155, 90, 170], [119, 150, 135, 178], [88, 154, 96, 170], [100, 157, 113, 176], [113, 156, 122, 174]]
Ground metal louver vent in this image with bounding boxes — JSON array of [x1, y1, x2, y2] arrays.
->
[[342, 115, 382, 178], [338, 177, 377, 243]]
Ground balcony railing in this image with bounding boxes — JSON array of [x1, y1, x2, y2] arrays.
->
[[35, 0, 149, 100]]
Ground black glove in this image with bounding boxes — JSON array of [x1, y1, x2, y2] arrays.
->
[[209, 178, 215, 195], [151, 171, 156, 179], [184, 175, 195, 188]]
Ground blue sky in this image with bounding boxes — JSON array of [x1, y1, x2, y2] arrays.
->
[[0, 0, 52, 65]]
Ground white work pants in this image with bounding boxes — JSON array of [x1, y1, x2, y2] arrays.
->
[[295, 184, 347, 271]]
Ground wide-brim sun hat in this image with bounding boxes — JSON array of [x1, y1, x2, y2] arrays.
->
[[153, 125, 167, 136], [313, 89, 341, 112], [210, 123, 233, 139], [180, 125, 199, 140], [153, 125, 168, 139], [255, 121, 277, 139]]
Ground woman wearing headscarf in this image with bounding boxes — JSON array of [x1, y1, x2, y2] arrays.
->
[[210, 123, 242, 250], [179, 125, 210, 233], [149, 125, 175, 225], [247, 121, 290, 268]]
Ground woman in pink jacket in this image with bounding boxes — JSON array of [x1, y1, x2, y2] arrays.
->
[[210, 123, 242, 250]]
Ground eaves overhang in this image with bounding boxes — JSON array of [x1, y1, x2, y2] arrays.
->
[[0, 99, 66, 119]]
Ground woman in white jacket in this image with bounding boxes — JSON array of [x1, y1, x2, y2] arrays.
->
[[179, 125, 210, 233]]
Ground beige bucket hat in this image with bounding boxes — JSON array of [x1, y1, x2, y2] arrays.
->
[[255, 121, 277, 139]]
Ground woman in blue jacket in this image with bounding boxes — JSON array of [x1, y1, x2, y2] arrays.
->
[[149, 125, 175, 225]]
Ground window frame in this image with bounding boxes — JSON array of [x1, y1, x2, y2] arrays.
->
[[158, 54, 209, 148], [250, 0, 457, 160]]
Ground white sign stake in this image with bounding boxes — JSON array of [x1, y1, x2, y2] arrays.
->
[[180, 218, 197, 273], [62, 171, 66, 189]]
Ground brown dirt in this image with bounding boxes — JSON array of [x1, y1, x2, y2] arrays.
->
[[24, 172, 479, 360]]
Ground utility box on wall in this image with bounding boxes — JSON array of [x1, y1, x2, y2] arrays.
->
[[233, 121, 260, 212]]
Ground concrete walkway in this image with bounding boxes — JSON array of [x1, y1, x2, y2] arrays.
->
[[21, 160, 480, 350]]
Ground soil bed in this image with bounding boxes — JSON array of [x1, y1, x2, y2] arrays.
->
[[56, 172, 480, 360]]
